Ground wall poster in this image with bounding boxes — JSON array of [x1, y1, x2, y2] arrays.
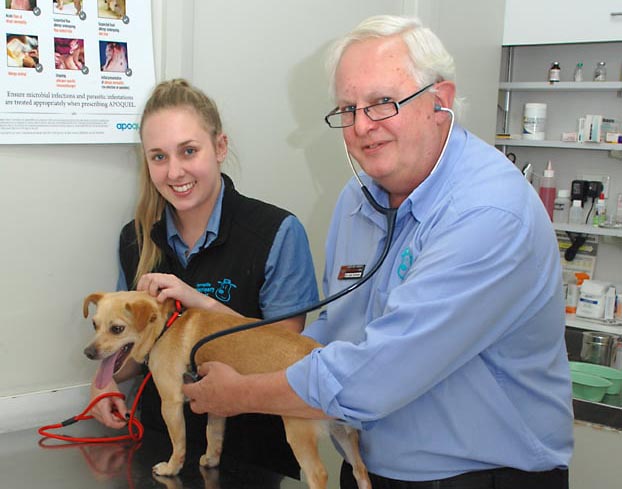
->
[[1, 0, 156, 144]]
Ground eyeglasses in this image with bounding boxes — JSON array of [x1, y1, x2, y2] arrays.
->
[[324, 83, 435, 129]]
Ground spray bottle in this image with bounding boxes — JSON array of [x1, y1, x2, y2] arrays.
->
[[539, 161, 556, 220]]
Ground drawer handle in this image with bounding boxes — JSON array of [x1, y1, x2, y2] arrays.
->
[[611, 12, 622, 16]]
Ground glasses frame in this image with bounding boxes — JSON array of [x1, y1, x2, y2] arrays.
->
[[324, 83, 435, 129]]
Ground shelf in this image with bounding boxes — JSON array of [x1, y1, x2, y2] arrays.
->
[[495, 139, 618, 150], [554, 222, 622, 237], [499, 81, 622, 91], [566, 314, 622, 334]]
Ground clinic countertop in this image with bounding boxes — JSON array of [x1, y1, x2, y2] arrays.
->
[[0, 420, 306, 489]]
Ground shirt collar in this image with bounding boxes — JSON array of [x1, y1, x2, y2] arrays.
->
[[164, 176, 225, 253], [355, 124, 466, 225], [404, 124, 466, 222]]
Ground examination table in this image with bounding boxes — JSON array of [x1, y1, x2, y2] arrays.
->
[[0, 421, 306, 489]]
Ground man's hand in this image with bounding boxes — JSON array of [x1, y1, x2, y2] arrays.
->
[[182, 362, 247, 417]]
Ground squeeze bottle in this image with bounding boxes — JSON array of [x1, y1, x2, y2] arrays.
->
[[539, 161, 556, 220]]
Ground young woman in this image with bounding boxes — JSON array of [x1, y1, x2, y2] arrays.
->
[[89, 79, 319, 479]]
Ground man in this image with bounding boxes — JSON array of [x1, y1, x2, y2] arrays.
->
[[184, 15, 574, 489]]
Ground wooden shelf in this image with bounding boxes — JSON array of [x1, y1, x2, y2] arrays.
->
[[495, 139, 619, 150]]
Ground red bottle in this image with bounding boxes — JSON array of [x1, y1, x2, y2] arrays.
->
[[539, 161, 556, 221]]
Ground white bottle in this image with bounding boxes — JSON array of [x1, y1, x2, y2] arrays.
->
[[615, 193, 622, 225], [593, 193, 607, 227], [553, 189, 571, 224], [569, 199, 584, 225]]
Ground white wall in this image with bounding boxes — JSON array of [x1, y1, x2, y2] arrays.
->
[[0, 0, 503, 431]]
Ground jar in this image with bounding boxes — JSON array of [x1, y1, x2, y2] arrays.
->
[[548, 62, 561, 83], [553, 189, 571, 224], [594, 61, 607, 82]]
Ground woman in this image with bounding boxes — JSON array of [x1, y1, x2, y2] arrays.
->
[[89, 79, 318, 479]]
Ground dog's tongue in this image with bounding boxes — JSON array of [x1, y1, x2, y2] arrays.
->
[[95, 351, 120, 389]]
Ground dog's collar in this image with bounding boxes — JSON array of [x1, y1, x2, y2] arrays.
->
[[145, 300, 184, 367]]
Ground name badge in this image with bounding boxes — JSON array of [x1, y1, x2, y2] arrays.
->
[[338, 264, 365, 280]]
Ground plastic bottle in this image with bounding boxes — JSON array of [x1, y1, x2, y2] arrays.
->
[[553, 189, 571, 224], [594, 61, 607, 81], [566, 272, 590, 314], [548, 62, 561, 83], [573, 62, 584, 82], [569, 199, 584, 225], [615, 193, 622, 225], [594, 192, 607, 226], [538, 161, 556, 220]]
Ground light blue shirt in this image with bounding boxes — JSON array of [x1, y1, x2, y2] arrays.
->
[[287, 125, 573, 481], [117, 177, 318, 318]]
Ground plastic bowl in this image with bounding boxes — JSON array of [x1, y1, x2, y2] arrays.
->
[[569, 362, 622, 395], [571, 370, 612, 402]]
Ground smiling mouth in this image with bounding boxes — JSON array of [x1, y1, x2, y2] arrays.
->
[[364, 141, 386, 151], [171, 182, 195, 192]]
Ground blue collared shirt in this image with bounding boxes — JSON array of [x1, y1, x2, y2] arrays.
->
[[287, 125, 573, 480], [118, 177, 318, 318]]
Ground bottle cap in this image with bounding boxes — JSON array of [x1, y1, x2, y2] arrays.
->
[[572, 200, 582, 207], [543, 160, 554, 178]]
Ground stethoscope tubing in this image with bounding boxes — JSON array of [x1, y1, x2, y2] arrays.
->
[[187, 107, 455, 375]]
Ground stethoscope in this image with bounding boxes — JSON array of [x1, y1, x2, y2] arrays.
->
[[186, 103, 455, 377]]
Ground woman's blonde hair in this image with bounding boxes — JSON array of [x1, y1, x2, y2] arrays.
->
[[132, 78, 223, 287]]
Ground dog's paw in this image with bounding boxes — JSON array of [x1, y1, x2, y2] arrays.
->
[[152, 461, 182, 477], [199, 452, 221, 468]]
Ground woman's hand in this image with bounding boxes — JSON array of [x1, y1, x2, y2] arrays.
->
[[89, 378, 129, 429], [137, 273, 241, 315], [137, 273, 208, 309]]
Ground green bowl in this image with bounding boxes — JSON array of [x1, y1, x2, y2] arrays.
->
[[570, 371, 612, 402], [569, 362, 622, 395]]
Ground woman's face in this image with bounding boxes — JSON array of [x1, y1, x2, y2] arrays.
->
[[141, 106, 227, 223]]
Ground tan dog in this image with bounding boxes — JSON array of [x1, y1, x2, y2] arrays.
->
[[83, 291, 370, 489]]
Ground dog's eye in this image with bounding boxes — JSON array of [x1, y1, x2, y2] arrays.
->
[[110, 324, 125, 335]]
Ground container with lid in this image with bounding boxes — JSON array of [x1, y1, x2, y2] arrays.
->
[[594, 61, 607, 81], [522, 103, 546, 140], [553, 189, 571, 224], [580, 331, 617, 366]]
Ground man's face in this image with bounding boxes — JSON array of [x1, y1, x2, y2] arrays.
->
[[335, 36, 447, 207]]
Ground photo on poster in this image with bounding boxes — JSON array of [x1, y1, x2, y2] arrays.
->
[[6, 34, 39, 68], [97, 0, 124, 20], [53, 0, 82, 15], [5, 0, 37, 11], [54, 37, 84, 70], [99, 40, 127, 72]]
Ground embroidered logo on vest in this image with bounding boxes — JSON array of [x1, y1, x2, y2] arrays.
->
[[397, 247, 413, 280], [196, 278, 238, 303]]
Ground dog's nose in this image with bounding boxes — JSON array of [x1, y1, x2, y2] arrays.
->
[[84, 345, 98, 360]]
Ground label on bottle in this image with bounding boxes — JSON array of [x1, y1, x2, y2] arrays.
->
[[549, 68, 561, 82]]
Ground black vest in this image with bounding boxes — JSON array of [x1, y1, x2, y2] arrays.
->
[[118, 174, 299, 478]]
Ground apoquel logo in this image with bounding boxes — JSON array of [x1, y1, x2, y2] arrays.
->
[[116, 122, 140, 131]]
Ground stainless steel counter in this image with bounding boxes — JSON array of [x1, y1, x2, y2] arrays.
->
[[0, 420, 306, 489]]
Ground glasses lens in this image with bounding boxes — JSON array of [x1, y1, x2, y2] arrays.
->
[[366, 102, 398, 121], [328, 111, 354, 128]]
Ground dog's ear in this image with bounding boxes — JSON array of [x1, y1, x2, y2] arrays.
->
[[125, 300, 159, 331], [83, 293, 104, 318]]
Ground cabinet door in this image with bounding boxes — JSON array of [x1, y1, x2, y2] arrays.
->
[[503, 0, 622, 45]]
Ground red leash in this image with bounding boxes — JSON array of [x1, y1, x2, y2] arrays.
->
[[38, 300, 183, 444], [37, 372, 151, 443]]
